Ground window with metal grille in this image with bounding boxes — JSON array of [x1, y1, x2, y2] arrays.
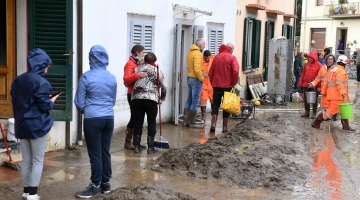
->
[[243, 18, 261, 71], [264, 21, 275, 81], [130, 21, 154, 54], [282, 24, 293, 40], [208, 26, 224, 55]]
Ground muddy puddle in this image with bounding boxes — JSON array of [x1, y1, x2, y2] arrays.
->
[[148, 115, 312, 190], [93, 183, 196, 200]]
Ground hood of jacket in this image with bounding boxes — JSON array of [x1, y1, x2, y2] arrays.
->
[[189, 44, 200, 52], [218, 44, 231, 54], [89, 45, 109, 69], [307, 50, 319, 63], [27, 48, 52, 77]]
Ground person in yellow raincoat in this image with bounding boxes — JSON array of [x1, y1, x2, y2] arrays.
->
[[199, 50, 214, 121], [310, 55, 356, 131]]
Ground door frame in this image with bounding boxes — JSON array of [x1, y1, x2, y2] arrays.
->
[[0, 0, 16, 118]]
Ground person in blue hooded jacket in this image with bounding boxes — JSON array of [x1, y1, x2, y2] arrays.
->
[[11, 48, 59, 200], [74, 45, 117, 198]]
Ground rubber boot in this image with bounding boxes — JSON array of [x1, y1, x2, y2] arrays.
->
[[147, 136, 159, 154], [131, 129, 146, 148], [311, 103, 317, 119], [222, 117, 229, 133], [188, 110, 204, 129], [210, 114, 217, 132], [133, 135, 141, 153], [342, 119, 356, 131], [301, 99, 310, 117], [311, 113, 324, 129], [201, 106, 206, 121], [124, 128, 135, 150], [182, 108, 189, 127]]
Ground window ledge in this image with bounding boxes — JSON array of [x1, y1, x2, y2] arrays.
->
[[244, 68, 258, 73]]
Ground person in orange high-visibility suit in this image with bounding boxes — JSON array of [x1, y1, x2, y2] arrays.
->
[[199, 50, 214, 121], [310, 54, 337, 118], [311, 55, 356, 131]]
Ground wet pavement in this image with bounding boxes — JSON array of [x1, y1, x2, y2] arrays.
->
[[1, 80, 360, 200]]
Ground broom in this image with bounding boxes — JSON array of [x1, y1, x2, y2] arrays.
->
[[0, 122, 21, 170], [153, 65, 170, 149]]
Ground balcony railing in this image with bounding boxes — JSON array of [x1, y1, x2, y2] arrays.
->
[[324, 2, 360, 18]]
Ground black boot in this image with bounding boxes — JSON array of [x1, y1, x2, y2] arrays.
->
[[147, 136, 159, 154], [201, 106, 206, 121], [133, 135, 141, 153], [210, 114, 217, 132]]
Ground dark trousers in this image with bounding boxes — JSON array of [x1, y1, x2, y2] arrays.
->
[[127, 93, 135, 128], [84, 118, 114, 186], [132, 99, 158, 137], [211, 87, 232, 118], [294, 73, 300, 90], [357, 67, 360, 82]]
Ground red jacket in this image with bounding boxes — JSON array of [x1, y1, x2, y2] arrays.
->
[[123, 56, 140, 94], [209, 45, 239, 88], [298, 51, 322, 88]]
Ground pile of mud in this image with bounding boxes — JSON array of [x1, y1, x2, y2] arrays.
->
[[149, 115, 311, 190], [93, 183, 196, 200]]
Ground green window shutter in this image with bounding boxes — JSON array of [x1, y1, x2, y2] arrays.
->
[[264, 21, 270, 80], [130, 21, 154, 54], [242, 18, 249, 71], [29, 0, 73, 121], [252, 20, 261, 69], [287, 25, 293, 40]]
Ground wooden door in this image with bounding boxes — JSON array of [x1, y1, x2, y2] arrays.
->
[[0, 0, 16, 118]]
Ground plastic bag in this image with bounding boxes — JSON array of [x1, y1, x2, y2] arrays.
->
[[220, 88, 240, 114]]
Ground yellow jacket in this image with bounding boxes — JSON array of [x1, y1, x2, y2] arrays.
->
[[187, 44, 204, 82]]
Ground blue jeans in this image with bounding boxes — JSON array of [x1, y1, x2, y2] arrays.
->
[[185, 77, 203, 111], [84, 118, 114, 185], [294, 72, 300, 90]]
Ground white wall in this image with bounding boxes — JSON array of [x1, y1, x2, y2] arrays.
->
[[69, 0, 236, 142], [12, 0, 236, 150]]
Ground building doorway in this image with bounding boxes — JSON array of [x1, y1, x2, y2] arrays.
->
[[336, 28, 347, 55]]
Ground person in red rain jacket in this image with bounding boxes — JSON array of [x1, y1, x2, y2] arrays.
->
[[298, 50, 322, 119], [123, 45, 147, 150], [209, 43, 239, 133]]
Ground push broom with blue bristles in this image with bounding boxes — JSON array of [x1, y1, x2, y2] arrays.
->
[[153, 64, 170, 149]]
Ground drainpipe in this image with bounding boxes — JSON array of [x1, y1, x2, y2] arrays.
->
[[76, 0, 84, 146], [66, 122, 74, 149], [303, 0, 308, 50], [293, 0, 297, 44]]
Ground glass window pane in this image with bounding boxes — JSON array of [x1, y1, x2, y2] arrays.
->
[[0, 0, 6, 66]]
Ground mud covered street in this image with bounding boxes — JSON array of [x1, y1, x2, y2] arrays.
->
[[1, 80, 360, 199]]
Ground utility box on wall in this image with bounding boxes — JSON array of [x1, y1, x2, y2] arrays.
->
[[267, 38, 294, 102]]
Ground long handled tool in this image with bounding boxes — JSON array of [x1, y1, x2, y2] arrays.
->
[[153, 65, 170, 149], [0, 122, 20, 170]]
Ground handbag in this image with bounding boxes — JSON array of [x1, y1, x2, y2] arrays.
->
[[220, 88, 240, 114]]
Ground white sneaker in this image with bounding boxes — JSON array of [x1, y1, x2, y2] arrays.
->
[[27, 194, 40, 200], [22, 193, 29, 199]]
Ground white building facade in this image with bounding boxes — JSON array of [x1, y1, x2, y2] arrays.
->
[[2, 0, 236, 151]]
